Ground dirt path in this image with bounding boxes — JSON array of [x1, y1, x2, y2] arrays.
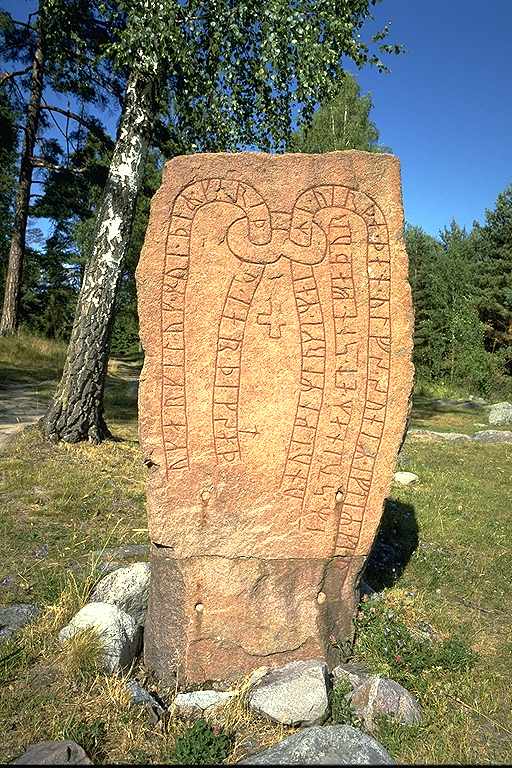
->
[[0, 359, 142, 452], [0, 380, 55, 451]]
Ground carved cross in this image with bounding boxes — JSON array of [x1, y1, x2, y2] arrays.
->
[[257, 298, 286, 339]]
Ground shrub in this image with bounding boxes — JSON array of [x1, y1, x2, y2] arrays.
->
[[330, 679, 360, 726], [170, 719, 232, 765]]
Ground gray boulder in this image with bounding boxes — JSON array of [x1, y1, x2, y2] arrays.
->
[[11, 741, 91, 764], [58, 602, 141, 673], [473, 429, 512, 443], [350, 676, 421, 730], [248, 659, 330, 727], [127, 679, 166, 722], [488, 401, 512, 426], [332, 663, 370, 689], [173, 689, 235, 718], [91, 561, 150, 626], [238, 725, 393, 765], [0, 604, 39, 642]]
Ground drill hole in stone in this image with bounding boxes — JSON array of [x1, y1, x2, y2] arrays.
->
[[335, 489, 344, 502], [195, 602, 204, 613]]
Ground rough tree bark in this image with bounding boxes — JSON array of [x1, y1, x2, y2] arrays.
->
[[42, 69, 157, 442], [0, 23, 44, 336]]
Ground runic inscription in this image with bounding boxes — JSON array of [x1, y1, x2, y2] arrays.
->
[[137, 152, 413, 684]]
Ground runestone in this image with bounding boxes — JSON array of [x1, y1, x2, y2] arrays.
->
[[136, 151, 414, 683]]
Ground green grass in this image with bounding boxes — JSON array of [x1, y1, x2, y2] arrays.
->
[[357, 439, 512, 764], [0, 333, 67, 386], [1, 335, 511, 764]]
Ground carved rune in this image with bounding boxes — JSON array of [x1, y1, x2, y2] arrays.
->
[[257, 298, 286, 339]]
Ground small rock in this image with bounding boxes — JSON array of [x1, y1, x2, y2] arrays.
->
[[473, 429, 512, 443], [174, 689, 235, 718], [11, 740, 91, 764], [0, 604, 39, 642], [91, 562, 150, 626], [248, 659, 330, 727], [407, 429, 472, 442], [58, 602, 141, 673], [0, 575, 16, 589], [332, 663, 370, 689], [350, 676, 421, 730], [32, 543, 49, 559], [238, 725, 393, 765], [127, 679, 166, 723], [358, 579, 376, 598], [488, 401, 512, 426], [393, 471, 419, 486]]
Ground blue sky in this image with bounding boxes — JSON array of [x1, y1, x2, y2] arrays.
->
[[3, 0, 511, 238], [349, 0, 511, 235]]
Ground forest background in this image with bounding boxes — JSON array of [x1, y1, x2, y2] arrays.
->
[[1, 0, 511, 408]]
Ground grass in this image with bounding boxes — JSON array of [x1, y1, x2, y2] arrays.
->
[[0, 334, 511, 764]]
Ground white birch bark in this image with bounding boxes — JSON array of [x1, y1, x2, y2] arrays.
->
[[43, 68, 157, 442]]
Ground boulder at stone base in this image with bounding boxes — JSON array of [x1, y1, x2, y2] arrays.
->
[[238, 725, 393, 765], [58, 602, 140, 673], [11, 741, 91, 764], [91, 562, 150, 626], [350, 676, 421, 730], [248, 659, 330, 726]]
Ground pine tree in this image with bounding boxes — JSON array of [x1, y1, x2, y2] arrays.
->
[[473, 185, 512, 357]]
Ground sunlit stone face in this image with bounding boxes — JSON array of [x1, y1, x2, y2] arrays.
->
[[136, 151, 414, 684]]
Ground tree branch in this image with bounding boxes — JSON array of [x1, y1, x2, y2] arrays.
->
[[40, 104, 109, 142], [30, 156, 86, 174], [0, 65, 32, 86]]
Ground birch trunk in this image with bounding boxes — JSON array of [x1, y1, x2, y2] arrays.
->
[[0, 24, 44, 336], [42, 69, 156, 443]]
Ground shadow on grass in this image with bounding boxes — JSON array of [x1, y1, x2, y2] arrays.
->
[[411, 394, 484, 423], [362, 498, 419, 592]]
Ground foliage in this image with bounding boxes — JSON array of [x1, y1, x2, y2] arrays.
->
[[472, 185, 512, 357], [290, 72, 388, 153], [406, 219, 510, 396], [59, 715, 107, 761], [330, 679, 361, 726], [100, 0, 400, 152], [354, 595, 477, 689], [170, 719, 232, 765]]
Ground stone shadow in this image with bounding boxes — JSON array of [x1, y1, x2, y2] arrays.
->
[[361, 498, 419, 592], [411, 394, 485, 423]]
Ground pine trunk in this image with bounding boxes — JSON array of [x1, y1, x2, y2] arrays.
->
[[42, 70, 156, 443], [0, 26, 44, 336]]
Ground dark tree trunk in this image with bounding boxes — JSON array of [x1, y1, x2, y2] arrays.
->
[[0, 23, 44, 336], [42, 69, 157, 443]]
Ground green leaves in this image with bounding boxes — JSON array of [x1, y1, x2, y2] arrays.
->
[[95, 0, 400, 151], [290, 71, 385, 153]]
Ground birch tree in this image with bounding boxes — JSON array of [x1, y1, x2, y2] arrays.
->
[[43, 0, 400, 443]]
